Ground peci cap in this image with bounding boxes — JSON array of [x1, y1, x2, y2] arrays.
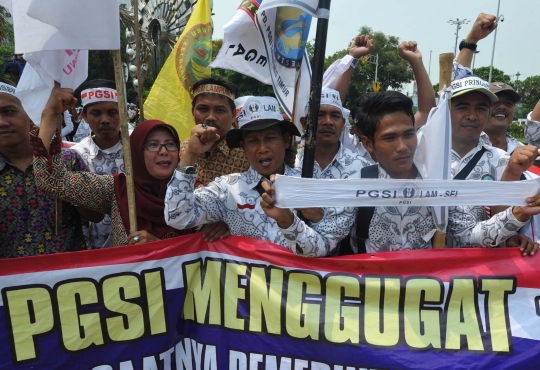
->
[[226, 96, 300, 149], [490, 82, 521, 103]]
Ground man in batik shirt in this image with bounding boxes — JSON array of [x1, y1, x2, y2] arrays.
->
[[0, 82, 90, 257]]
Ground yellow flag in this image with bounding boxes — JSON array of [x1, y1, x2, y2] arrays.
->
[[144, 0, 212, 140]]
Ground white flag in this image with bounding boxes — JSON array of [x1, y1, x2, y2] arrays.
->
[[15, 63, 51, 126], [23, 50, 88, 89], [414, 89, 453, 232], [211, 1, 272, 84], [12, 0, 120, 53], [16, 50, 88, 126]]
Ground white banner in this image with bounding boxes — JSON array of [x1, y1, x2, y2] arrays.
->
[[12, 0, 120, 53], [274, 175, 540, 208]]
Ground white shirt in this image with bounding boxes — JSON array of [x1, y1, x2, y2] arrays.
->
[[165, 165, 349, 257], [479, 132, 524, 154], [358, 166, 525, 253], [525, 112, 540, 149], [71, 137, 125, 249]]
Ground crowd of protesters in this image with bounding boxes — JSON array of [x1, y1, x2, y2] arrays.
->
[[2, 12, 540, 260]]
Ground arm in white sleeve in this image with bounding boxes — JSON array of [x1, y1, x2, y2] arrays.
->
[[525, 111, 540, 149], [165, 169, 226, 230], [452, 60, 474, 82], [447, 206, 526, 247]]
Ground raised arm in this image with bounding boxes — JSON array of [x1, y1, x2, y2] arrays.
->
[[333, 35, 374, 102], [32, 88, 115, 215], [525, 99, 540, 148], [456, 13, 497, 68], [398, 41, 436, 128]]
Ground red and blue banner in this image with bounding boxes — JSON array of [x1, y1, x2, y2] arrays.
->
[[1, 234, 540, 369]]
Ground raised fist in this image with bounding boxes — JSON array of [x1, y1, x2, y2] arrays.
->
[[349, 35, 374, 59]]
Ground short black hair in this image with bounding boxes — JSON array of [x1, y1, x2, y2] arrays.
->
[[353, 91, 415, 142], [191, 77, 238, 114], [75, 79, 117, 113]]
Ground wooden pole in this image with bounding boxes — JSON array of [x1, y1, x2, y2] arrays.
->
[[432, 52, 454, 249], [133, 0, 144, 121], [54, 81, 62, 234], [112, 49, 138, 233]]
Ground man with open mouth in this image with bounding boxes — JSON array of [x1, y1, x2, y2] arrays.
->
[[165, 96, 350, 257]]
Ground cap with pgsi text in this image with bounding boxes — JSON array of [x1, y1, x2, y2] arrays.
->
[[490, 82, 521, 103], [451, 76, 499, 103], [226, 96, 300, 149]]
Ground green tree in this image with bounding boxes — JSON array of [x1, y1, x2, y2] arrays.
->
[[515, 76, 540, 117], [318, 26, 414, 108], [0, 7, 15, 74], [210, 39, 273, 97], [472, 66, 511, 84]]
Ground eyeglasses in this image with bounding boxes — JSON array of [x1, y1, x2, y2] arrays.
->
[[144, 142, 179, 152]]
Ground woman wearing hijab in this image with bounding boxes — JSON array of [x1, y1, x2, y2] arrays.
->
[[31, 88, 192, 246]]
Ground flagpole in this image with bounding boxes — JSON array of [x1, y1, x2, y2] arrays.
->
[[54, 81, 62, 234], [133, 0, 145, 121], [432, 52, 454, 249], [301, 0, 331, 179], [112, 49, 138, 233]]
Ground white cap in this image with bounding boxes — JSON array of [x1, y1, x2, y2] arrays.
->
[[451, 76, 499, 103], [236, 96, 284, 128], [234, 96, 253, 118], [0, 82, 17, 97], [304, 87, 349, 119]]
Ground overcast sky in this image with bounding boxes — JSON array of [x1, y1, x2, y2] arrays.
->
[[211, 0, 539, 95]]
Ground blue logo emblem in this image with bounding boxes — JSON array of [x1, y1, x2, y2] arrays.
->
[[274, 8, 311, 69]]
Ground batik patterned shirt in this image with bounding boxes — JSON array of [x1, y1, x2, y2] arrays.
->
[[180, 139, 251, 188], [0, 149, 87, 258], [360, 166, 524, 253], [479, 132, 523, 155], [71, 137, 125, 249], [165, 165, 349, 257]]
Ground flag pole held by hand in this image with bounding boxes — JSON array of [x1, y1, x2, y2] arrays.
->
[[112, 50, 138, 233], [432, 52, 454, 249]]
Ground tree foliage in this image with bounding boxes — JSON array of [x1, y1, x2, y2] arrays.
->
[[311, 26, 414, 108], [0, 7, 15, 74], [515, 76, 540, 115], [472, 66, 511, 84]]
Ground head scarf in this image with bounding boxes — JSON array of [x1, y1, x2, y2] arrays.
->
[[113, 120, 186, 239]]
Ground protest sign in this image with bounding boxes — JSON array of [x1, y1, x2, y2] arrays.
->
[[1, 234, 540, 369]]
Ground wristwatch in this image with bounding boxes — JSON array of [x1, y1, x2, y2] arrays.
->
[[350, 58, 359, 69], [178, 163, 198, 174], [459, 40, 477, 51]]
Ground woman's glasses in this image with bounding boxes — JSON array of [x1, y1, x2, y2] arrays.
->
[[144, 142, 179, 152]]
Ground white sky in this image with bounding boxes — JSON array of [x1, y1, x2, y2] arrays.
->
[[211, 0, 539, 95]]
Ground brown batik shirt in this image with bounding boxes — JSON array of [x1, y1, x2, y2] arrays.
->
[[180, 139, 250, 188]]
